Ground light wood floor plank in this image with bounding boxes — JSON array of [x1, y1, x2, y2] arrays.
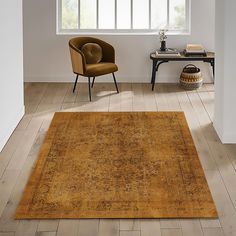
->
[[0, 232, 15, 236], [15, 220, 39, 236], [24, 83, 47, 105], [197, 91, 214, 122], [61, 102, 86, 112], [120, 220, 140, 231], [202, 227, 224, 236], [56, 220, 79, 236], [191, 91, 236, 210], [142, 84, 157, 111], [6, 117, 43, 171], [0, 170, 20, 218], [109, 84, 121, 112], [204, 83, 215, 92], [0, 132, 45, 232], [161, 228, 183, 236], [37, 232, 56, 236], [16, 103, 39, 131], [224, 144, 236, 170], [75, 82, 91, 102], [34, 103, 61, 133], [206, 170, 236, 236], [77, 219, 99, 236], [37, 220, 59, 232], [98, 220, 119, 236], [90, 83, 111, 111], [0, 131, 24, 178], [120, 83, 133, 111], [132, 83, 145, 111], [63, 83, 78, 103], [180, 220, 203, 236], [177, 90, 217, 171], [200, 218, 221, 229], [160, 219, 181, 229], [120, 231, 140, 236], [164, 84, 182, 111], [40, 83, 68, 105], [186, 91, 218, 171], [140, 219, 161, 236], [207, 140, 236, 210], [154, 84, 170, 111]]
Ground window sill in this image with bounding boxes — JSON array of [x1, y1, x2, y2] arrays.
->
[[56, 30, 191, 36]]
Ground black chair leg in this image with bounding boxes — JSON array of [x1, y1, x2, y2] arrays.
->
[[91, 77, 96, 88], [88, 77, 92, 101], [73, 74, 79, 93], [112, 73, 119, 93]]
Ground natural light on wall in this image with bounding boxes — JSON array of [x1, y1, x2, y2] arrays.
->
[[58, 0, 190, 34]]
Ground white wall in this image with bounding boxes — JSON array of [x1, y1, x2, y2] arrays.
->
[[214, 0, 236, 143], [0, 0, 24, 151], [23, 0, 215, 83]]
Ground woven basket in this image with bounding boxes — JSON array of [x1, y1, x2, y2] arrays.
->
[[180, 64, 203, 90]]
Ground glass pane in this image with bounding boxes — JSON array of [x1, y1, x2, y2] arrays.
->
[[169, 0, 186, 29], [98, 0, 115, 29], [117, 0, 131, 29], [62, 0, 78, 29], [133, 0, 149, 29], [151, 0, 168, 29], [80, 0, 97, 29]]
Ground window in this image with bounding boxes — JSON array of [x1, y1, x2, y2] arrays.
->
[[57, 0, 190, 34]]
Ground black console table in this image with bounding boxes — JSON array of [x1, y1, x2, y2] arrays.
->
[[150, 52, 215, 90]]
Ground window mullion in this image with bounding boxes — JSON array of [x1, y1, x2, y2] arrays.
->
[[131, 0, 133, 29], [115, 0, 117, 29], [167, 0, 170, 29], [96, 0, 99, 29], [78, 0, 80, 29], [149, 0, 151, 29], [57, 0, 62, 32], [186, 0, 190, 31]]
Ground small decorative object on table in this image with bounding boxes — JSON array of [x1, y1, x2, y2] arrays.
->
[[155, 48, 181, 57], [159, 29, 168, 51], [180, 64, 203, 90], [184, 44, 207, 57]]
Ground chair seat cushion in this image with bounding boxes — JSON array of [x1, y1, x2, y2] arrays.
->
[[85, 63, 118, 77], [81, 43, 103, 64]]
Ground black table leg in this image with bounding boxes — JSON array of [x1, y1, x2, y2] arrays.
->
[[151, 60, 158, 85], [152, 60, 168, 91], [211, 59, 215, 78], [205, 59, 215, 82]]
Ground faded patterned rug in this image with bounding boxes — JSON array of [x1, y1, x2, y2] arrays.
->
[[15, 112, 218, 219]]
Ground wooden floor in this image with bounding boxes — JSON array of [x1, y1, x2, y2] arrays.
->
[[0, 82, 236, 236]]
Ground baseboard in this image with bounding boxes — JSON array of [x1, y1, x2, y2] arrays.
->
[[0, 106, 25, 152], [213, 122, 236, 144], [216, 131, 236, 144], [220, 134, 236, 144], [24, 75, 213, 83]]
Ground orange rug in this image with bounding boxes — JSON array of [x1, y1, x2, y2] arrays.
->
[[15, 112, 218, 219]]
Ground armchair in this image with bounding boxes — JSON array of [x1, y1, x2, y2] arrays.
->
[[69, 37, 119, 101]]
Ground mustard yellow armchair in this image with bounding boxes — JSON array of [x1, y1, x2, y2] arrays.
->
[[69, 37, 119, 101]]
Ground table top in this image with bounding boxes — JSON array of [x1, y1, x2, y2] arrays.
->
[[150, 51, 215, 60]]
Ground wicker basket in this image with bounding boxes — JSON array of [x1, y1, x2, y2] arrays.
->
[[180, 64, 203, 90]]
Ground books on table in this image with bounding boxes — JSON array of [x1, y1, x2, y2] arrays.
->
[[185, 44, 207, 56], [186, 44, 205, 53], [155, 48, 181, 57]]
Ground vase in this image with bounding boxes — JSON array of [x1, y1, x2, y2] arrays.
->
[[160, 41, 166, 51]]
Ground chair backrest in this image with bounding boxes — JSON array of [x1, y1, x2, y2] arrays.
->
[[69, 37, 106, 51], [69, 46, 85, 74], [69, 37, 115, 64]]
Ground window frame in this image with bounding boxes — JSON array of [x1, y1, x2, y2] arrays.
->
[[56, 0, 191, 35]]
